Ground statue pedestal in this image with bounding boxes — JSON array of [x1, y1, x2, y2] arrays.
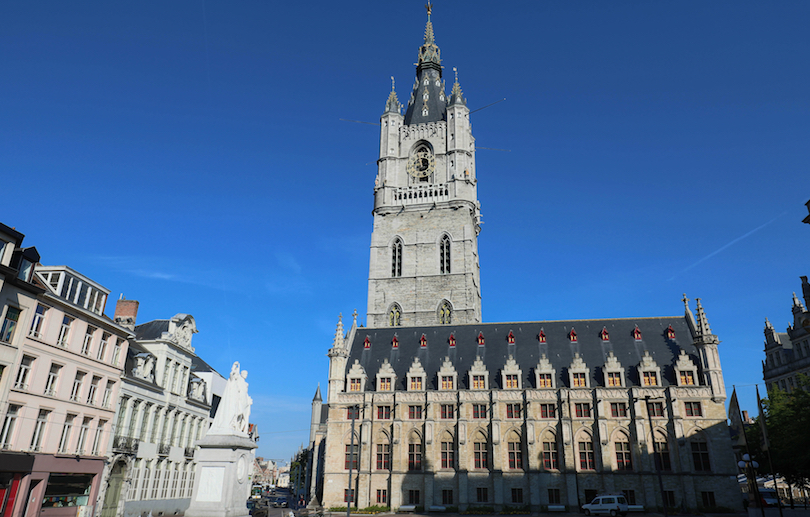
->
[[185, 434, 258, 517]]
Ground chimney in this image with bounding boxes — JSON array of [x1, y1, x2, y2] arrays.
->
[[742, 410, 750, 422], [114, 295, 139, 331]]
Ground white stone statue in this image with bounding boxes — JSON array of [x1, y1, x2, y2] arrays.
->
[[209, 361, 252, 436]]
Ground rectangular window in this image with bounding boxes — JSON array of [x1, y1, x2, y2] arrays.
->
[[1, 307, 21, 343], [379, 377, 392, 391], [442, 490, 453, 505], [643, 371, 658, 386], [647, 401, 664, 417], [15, 355, 34, 390], [102, 381, 114, 409], [511, 488, 524, 504], [344, 444, 358, 470], [472, 375, 486, 389], [81, 326, 96, 355], [70, 372, 85, 402], [615, 441, 632, 470], [344, 489, 355, 503], [607, 372, 621, 387], [349, 378, 362, 392], [408, 490, 420, 505], [691, 442, 711, 471], [701, 492, 716, 508], [0, 405, 21, 447], [548, 489, 561, 505], [506, 403, 521, 419], [441, 441, 454, 469], [58, 316, 73, 347], [685, 401, 702, 417], [474, 442, 488, 469], [572, 372, 587, 387], [97, 332, 110, 361], [347, 406, 359, 420], [111, 339, 121, 366], [87, 376, 101, 405], [441, 404, 454, 419], [91, 420, 106, 455], [654, 440, 672, 471], [76, 417, 92, 454], [664, 491, 676, 508], [376, 443, 390, 470], [508, 441, 523, 469], [476, 487, 488, 503], [542, 441, 558, 470], [473, 404, 487, 419], [29, 305, 48, 339], [410, 377, 423, 390], [45, 364, 61, 396], [408, 443, 422, 471], [58, 414, 75, 453], [505, 374, 519, 389], [540, 403, 556, 419], [30, 409, 50, 451], [610, 402, 627, 418], [680, 371, 695, 385], [578, 441, 595, 470], [622, 490, 636, 505], [377, 406, 391, 420], [408, 405, 422, 419], [538, 373, 553, 388], [377, 489, 388, 505], [441, 376, 454, 390], [575, 403, 591, 418]]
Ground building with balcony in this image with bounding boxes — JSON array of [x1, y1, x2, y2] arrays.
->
[[98, 301, 225, 517], [0, 223, 132, 517]]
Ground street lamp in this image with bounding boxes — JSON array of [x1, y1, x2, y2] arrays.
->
[[346, 404, 359, 517], [738, 453, 765, 517], [644, 396, 668, 517]]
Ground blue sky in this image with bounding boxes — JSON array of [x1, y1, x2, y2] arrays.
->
[[1, 1, 808, 461]]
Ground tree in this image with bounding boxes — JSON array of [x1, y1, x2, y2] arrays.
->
[[745, 375, 810, 495]]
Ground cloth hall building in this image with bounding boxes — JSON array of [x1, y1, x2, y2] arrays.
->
[[308, 7, 741, 513]]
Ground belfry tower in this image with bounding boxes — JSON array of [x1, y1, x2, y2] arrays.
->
[[367, 4, 482, 328]]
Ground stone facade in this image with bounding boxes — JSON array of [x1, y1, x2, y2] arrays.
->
[[762, 276, 810, 393]]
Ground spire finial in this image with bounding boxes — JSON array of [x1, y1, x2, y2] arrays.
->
[[426, 1, 432, 19], [682, 293, 689, 309], [450, 66, 464, 105], [391, 76, 395, 91], [352, 309, 358, 326], [453, 66, 458, 83]]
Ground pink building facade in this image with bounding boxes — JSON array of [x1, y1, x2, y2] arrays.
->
[[0, 223, 131, 517]]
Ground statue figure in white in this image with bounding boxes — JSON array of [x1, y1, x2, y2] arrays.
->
[[209, 361, 253, 436]]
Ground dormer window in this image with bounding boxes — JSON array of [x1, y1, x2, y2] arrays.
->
[[448, 334, 456, 347], [600, 327, 609, 341], [477, 332, 485, 346], [603, 351, 626, 388], [410, 377, 423, 390], [364, 337, 371, 349], [469, 357, 489, 389], [420, 334, 427, 348], [407, 358, 426, 392], [438, 357, 458, 391], [568, 328, 577, 342], [674, 349, 699, 387], [535, 354, 556, 388], [379, 378, 392, 391], [501, 355, 522, 389], [568, 353, 589, 388], [538, 330, 546, 343], [392, 336, 399, 349], [507, 331, 515, 344], [666, 325, 676, 340], [377, 359, 397, 392], [347, 360, 367, 393], [472, 375, 486, 389], [638, 351, 662, 387], [643, 372, 658, 386], [350, 378, 362, 392], [632, 326, 643, 341]]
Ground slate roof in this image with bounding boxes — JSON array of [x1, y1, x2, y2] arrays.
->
[[345, 316, 698, 390], [134, 319, 170, 340]]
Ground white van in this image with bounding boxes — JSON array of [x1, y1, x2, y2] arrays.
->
[[582, 495, 629, 516]]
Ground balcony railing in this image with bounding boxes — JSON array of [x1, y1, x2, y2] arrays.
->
[[184, 447, 195, 458], [112, 435, 138, 454], [394, 184, 450, 206], [158, 443, 171, 456]]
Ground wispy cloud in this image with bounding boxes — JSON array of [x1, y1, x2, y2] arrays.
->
[[668, 212, 787, 281]]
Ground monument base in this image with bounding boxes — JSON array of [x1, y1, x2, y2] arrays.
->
[[185, 434, 258, 517]]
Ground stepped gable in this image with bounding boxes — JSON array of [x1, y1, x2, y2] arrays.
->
[[345, 317, 695, 390]]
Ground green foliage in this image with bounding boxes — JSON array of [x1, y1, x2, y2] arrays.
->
[[500, 505, 531, 514], [462, 506, 495, 514], [744, 375, 810, 487]]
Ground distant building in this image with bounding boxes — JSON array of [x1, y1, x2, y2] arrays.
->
[[97, 303, 226, 517], [0, 223, 132, 517], [307, 6, 742, 513], [762, 277, 810, 393]]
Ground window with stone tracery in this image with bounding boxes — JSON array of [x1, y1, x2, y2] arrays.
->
[[388, 304, 401, 327], [440, 235, 451, 274], [439, 301, 452, 324], [392, 238, 402, 277]]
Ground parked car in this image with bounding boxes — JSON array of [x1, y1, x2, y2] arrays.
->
[[274, 497, 289, 508], [759, 489, 781, 507], [582, 495, 629, 516]]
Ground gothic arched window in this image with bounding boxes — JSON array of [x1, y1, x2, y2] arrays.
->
[[389, 304, 402, 327], [440, 235, 451, 274], [392, 238, 403, 277], [439, 301, 452, 325]]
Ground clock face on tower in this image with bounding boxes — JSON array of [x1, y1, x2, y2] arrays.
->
[[406, 149, 435, 179]]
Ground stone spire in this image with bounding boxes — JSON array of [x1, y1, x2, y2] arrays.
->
[[792, 291, 806, 314], [417, 2, 441, 68], [385, 76, 401, 113], [449, 67, 465, 106], [694, 298, 719, 346], [332, 313, 345, 350], [312, 383, 322, 402], [404, 2, 447, 125]]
